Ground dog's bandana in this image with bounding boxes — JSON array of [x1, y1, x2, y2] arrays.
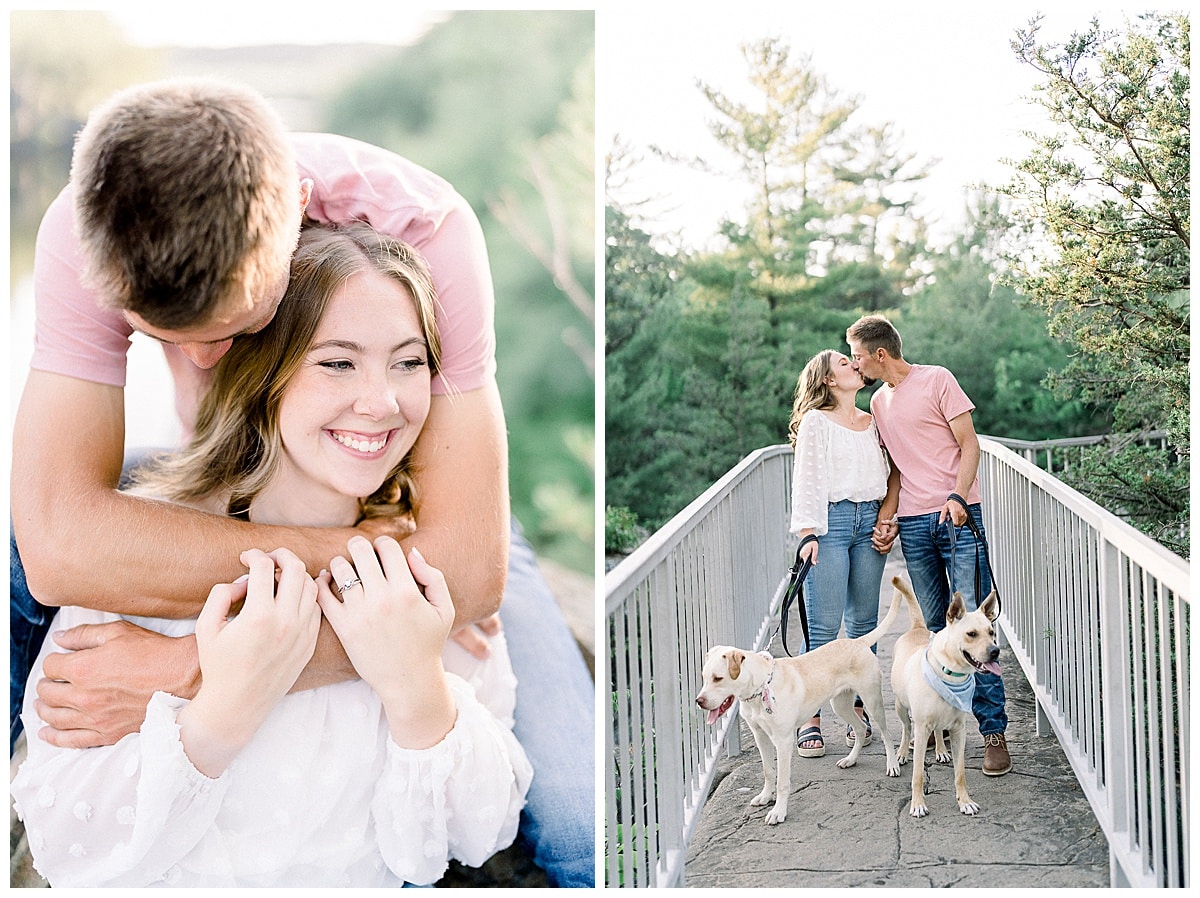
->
[[922, 651, 975, 714]]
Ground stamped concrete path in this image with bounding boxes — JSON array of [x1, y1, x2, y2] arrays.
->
[[683, 552, 1111, 888]]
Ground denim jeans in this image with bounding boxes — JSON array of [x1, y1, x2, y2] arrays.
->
[[10, 523, 51, 752], [896, 504, 1007, 736], [499, 519, 596, 887], [9, 518, 596, 887], [803, 499, 888, 651]]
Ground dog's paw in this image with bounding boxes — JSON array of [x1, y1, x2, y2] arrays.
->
[[765, 805, 787, 825], [959, 800, 980, 816], [934, 750, 953, 764], [749, 790, 773, 808], [909, 802, 928, 818], [885, 761, 901, 777], [835, 755, 858, 770], [896, 751, 909, 767]]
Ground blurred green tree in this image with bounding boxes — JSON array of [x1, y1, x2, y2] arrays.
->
[[325, 11, 595, 571]]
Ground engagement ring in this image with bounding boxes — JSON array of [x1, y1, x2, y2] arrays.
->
[[337, 577, 362, 595]]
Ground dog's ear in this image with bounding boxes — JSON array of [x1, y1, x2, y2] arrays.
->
[[727, 650, 744, 680], [980, 589, 1001, 622], [946, 592, 966, 624]]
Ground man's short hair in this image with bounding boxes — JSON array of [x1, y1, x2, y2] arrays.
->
[[847, 315, 903, 360], [71, 79, 299, 330]]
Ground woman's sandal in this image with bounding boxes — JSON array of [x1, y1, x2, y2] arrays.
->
[[796, 724, 825, 758]]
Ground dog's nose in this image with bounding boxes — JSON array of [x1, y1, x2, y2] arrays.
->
[[987, 646, 1000, 662]]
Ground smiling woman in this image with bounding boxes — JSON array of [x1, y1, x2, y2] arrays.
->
[[10, 223, 533, 887]]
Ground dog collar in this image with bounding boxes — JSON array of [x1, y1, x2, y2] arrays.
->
[[925, 648, 971, 679], [748, 661, 777, 715]]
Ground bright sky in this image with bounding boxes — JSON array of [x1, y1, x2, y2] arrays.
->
[[598, 1, 1147, 250], [104, 7, 447, 47]]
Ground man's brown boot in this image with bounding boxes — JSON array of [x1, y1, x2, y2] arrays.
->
[[982, 732, 1012, 776]]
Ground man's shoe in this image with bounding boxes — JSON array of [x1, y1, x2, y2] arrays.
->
[[982, 732, 1012, 776]]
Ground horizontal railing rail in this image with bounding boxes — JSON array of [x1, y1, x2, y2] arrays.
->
[[983, 430, 1170, 474]]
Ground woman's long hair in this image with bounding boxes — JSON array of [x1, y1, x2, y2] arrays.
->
[[132, 222, 442, 522], [787, 349, 838, 447]]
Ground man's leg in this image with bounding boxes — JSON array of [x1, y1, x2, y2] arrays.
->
[[946, 507, 1009, 744], [897, 513, 952, 631], [10, 526, 52, 753], [499, 519, 595, 887]]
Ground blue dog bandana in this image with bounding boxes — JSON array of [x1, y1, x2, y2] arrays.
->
[[921, 651, 975, 714]]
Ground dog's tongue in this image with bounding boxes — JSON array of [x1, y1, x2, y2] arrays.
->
[[706, 696, 734, 725], [979, 659, 1002, 676]]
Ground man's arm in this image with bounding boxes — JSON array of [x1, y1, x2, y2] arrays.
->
[[12, 371, 370, 616], [387, 382, 510, 629], [941, 411, 981, 526], [13, 371, 508, 627]]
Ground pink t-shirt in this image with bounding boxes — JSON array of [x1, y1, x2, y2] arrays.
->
[[29, 132, 496, 432], [869, 364, 982, 517]]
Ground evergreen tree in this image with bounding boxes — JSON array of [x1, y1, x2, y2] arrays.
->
[[994, 12, 1189, 555]]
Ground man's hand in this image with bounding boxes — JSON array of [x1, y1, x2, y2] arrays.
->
[[35, 621, 201, 749], [938, 498, 969, 527], [450, 613, 503, 659]]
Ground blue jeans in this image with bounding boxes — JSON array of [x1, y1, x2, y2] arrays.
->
[[9, 518, 596, 887], [499, 519, 596, 887], [897, 505, 1007, 736], [10, 523, 51, 752], [804, 499, 887, 650]]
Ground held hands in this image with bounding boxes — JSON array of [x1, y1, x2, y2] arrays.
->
[[872, 517, 899, 554], [316, 535, 457, 748], [179, 548, 321, 776]]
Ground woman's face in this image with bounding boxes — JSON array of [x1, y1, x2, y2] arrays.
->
[[269, 267, 432, 524], [827, 352, 865, 392]]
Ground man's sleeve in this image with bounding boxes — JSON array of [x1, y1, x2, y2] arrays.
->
[[28, 186, 132, 387], [295, 134, 496, 397]]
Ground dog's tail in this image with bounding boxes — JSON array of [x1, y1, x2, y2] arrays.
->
[[857, 578, 907, 647], [891, 575, 928, 632]]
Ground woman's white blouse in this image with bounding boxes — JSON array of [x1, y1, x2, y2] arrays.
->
[[789, 411, 890, 537], [11, 606, 532, 888]]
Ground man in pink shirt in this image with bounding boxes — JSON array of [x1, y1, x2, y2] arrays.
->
[[846, 315, 1012, 777], [11, 79, 593, 885]]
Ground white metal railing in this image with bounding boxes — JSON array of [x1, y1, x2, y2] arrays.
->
[[604, 445, 794, 888], [977, 437, 1189, 888], [605, 439, 1189, 888], [983, 430, 1170, 474]]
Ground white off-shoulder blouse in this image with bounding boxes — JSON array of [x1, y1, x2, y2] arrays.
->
[[789, 411, 890, 537], [11, 606, 533, 888]]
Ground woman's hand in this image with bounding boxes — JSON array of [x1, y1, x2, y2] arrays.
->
[[179, 547, 321, 776], [799, 530, 819, 565], [317, 535, 456, 748]]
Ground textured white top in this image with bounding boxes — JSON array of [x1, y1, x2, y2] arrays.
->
[[789, 411, 890, 536], [12, 606, 532, 888]]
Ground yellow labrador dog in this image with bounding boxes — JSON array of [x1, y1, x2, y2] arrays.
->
[[890, 575, 1001, 818], [695, 586, 903, 825]]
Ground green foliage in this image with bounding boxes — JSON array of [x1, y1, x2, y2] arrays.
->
[[324, 11, 595, 572], [997, 12, 1189, 452], [993, 11, 1189, 556], [897, 214, 1112, 440], [604, 506, 642, 554], [1058, 443, 1189, 557]]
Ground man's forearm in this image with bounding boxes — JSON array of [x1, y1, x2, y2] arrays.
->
[[15, 486, 363, 618]]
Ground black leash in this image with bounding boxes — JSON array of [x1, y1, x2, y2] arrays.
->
[[947, 493, 1001, 613], [779, 534, 818, 656]]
